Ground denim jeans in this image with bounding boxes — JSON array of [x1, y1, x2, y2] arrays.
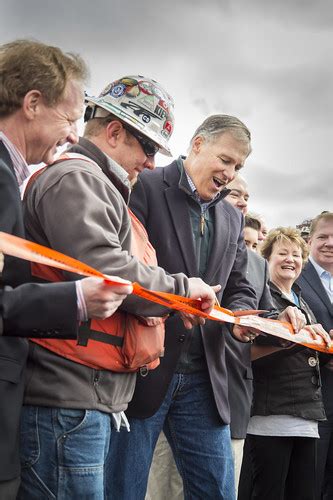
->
[[107, 371, 235, 500], [18, 406, 112, 499]]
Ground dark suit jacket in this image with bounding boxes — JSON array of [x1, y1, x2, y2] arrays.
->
[[225, 250, 274, 438], [297, 261, 333, 417], [0, 141, 78, 481], [126, 160, 257, 423]]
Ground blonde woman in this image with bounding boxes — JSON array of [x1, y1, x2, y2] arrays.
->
[[246, 227, 331, 500]]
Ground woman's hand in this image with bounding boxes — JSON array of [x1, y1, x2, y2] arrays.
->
[[300, 323, 332, 347], [278, 306, 306, 333]]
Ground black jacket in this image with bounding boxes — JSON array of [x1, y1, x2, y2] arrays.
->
[[0, 141, 78, 481], [226, 250, 275, 438], [251, 281, 326, 421], [298, 261, 333, 417]]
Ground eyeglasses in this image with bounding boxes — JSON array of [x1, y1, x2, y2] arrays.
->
[[123, 124, 159, 158]]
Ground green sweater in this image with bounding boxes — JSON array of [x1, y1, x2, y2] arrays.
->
[[175, 158, 228, 373]]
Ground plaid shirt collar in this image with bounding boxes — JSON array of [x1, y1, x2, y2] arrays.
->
[[179, 156, 222, 213]]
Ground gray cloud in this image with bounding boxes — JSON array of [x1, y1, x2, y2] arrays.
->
[[1, 0, 331, 228], [240, 0, 333, 29]]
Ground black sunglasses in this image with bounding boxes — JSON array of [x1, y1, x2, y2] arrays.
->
[[123, 124, 159, 157]]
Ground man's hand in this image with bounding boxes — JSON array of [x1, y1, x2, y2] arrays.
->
[[232, 324, 261, 343], [81, 277, 133, 320], [278, 306, 306, 333], [187, 278, 221, 312], [180, 280, 221, 329]]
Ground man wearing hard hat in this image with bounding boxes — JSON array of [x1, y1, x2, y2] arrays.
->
[[19, 76, 217, 498]]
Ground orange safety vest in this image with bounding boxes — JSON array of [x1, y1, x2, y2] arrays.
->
[[25, 154, 165, 373]]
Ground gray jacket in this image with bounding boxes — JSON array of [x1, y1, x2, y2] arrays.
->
[[23, 138, 190, 412]]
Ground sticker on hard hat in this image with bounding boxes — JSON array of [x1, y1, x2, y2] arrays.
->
[[110, 84, 126, 98], [120, 101, 161, 121], [154, 105, 167, 119], [138, 81, 154, 96], [162, 120, 173, 138], [137, 95, 155, 112]]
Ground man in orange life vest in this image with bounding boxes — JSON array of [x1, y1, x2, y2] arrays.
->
[[19, 76, 220, 498]]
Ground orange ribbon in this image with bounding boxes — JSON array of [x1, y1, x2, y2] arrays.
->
[[0, 231, 331, 354]]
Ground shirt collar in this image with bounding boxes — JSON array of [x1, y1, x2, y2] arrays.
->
[[177, 156, 229, 210], [105, 153, 131, 190], [184, 169, 197, 195], [309, 255, 332, 278], [0, 132, 30, 186]]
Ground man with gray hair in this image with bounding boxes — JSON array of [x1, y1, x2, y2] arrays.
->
[[108, 114, 262, 499]]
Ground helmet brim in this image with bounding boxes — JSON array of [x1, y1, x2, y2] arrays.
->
[[85, 96, 172, 157]]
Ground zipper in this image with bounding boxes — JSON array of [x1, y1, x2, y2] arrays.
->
[[200, 214, 205, 236]]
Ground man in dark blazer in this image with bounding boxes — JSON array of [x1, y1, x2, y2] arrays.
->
[[224, 249, 272, 489], [108, 115, 263, 500], [297, 212, 333, 500], [221, 199, 274, 487], [224, 186, 300, 493], [0, 39, 131, 499]]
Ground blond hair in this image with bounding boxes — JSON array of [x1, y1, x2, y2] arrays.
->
[[261, 226, 309, 262]]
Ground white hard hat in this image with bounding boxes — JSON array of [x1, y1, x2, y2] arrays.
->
[[85, 75, 175, 156]]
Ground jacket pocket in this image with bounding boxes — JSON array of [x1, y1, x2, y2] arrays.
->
[[0, 356, 23, 383]]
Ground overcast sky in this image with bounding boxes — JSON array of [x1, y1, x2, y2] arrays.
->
[[1, 0, 332, 229]]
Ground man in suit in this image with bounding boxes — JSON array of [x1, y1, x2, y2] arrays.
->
[[222, 189, 274, 490], [142, 176, 304, 500], [225, 184, 304, 496], [0, 39, 132, 499], [107, 114, 266, 500], [297, 212, 333, 500]]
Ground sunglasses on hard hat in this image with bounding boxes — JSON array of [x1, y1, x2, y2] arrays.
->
[[123, 124, 159, 158]]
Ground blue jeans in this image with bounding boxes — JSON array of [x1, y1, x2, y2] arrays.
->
[[107, 371, 235, 500], [18, 406, 112, 499]]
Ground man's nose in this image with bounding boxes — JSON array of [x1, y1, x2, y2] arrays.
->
[[239, 197, 248, 209], [224, 165, 237, 184], [144, 156, 156, 170]]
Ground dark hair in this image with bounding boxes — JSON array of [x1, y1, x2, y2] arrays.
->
[[245, 215, 261, 231]]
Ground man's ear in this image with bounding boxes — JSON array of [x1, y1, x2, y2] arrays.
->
[[192, 135, 204, 154], [22, 90, 42, 120], [105, 120, 124, 148]]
